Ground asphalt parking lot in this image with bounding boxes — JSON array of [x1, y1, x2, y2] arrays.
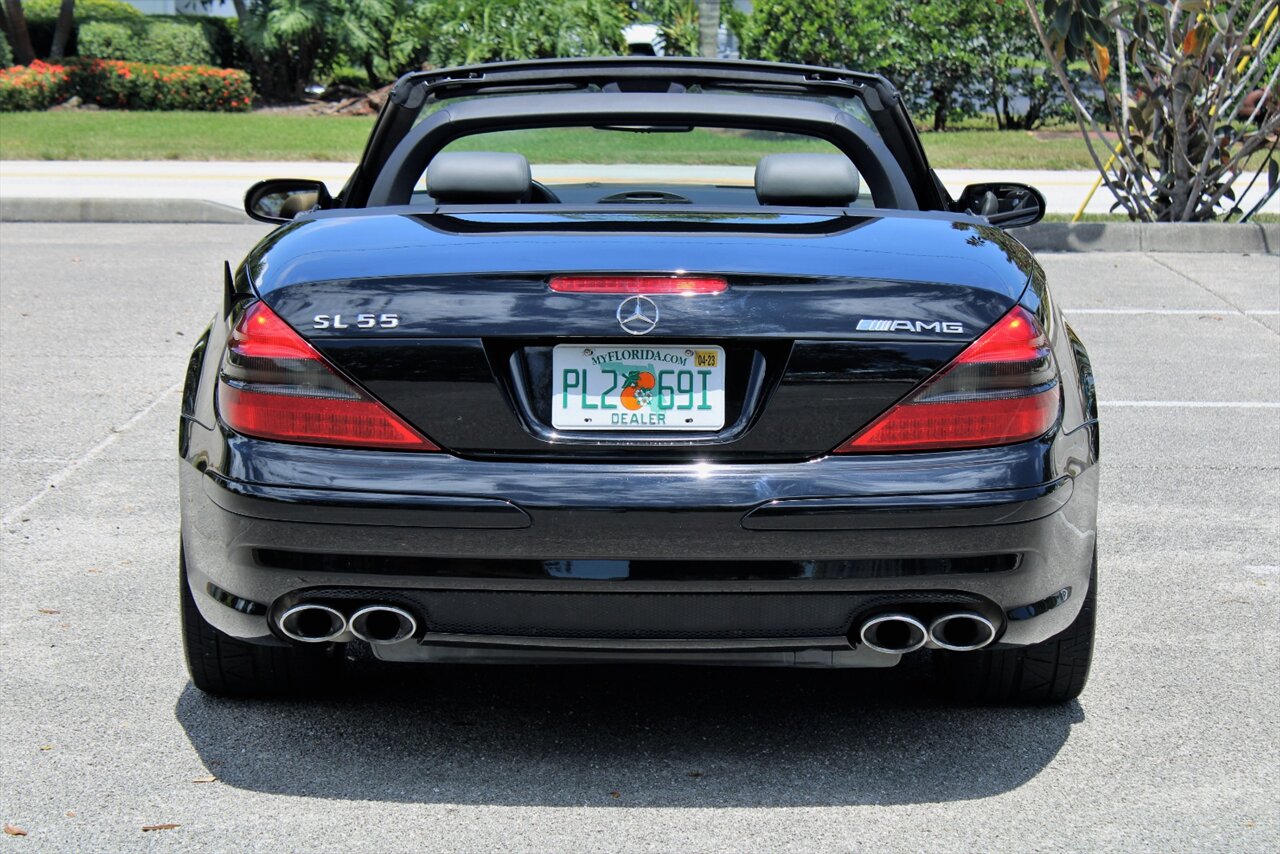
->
[[1, 224, 1277, 852]]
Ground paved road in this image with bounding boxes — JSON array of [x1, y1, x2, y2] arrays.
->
[[0, 224, 1277, 851], [3, 160, 1278, 216]]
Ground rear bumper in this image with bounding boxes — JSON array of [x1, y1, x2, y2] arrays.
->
[[180, 432, 1098, 661]]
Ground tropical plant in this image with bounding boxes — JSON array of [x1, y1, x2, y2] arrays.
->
[[0, 27, 13, 68], [1024, 0, 1280, 221], [332, 0, 430, 88], [640, 0, 700, 56], [226, 0, 630, 101]]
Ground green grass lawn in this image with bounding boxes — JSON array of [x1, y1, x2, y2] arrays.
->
[[0, 110, 1100, 169], [0, 111, 377, 161]]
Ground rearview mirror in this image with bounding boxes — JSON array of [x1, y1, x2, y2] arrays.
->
[[953, 182, 1045, 228], [245, 179, 333, 224]]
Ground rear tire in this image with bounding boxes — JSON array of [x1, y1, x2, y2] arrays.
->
[[180, 547, 343, 697], [937, 556, 1096, 705]]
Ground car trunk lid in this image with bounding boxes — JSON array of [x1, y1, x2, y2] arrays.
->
[[254, 210, 1034, 461]]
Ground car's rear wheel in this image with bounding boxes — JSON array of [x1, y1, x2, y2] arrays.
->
[[936, 555, 1096, 705], [180, 547, 343, 697]]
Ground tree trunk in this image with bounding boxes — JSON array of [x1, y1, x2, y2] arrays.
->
[[697, 0, 720, 58], [4, 0, 36, 65], [1023, 97, 1041, 131], [932, 87, 950, 132], [988, 76, 1003, 129], [1170, 84, 1190, 221], [49, 0, 74, 60], [229, 0, 281, 102]]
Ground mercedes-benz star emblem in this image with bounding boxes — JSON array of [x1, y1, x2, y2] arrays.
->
[[616, 295, 659, 335]]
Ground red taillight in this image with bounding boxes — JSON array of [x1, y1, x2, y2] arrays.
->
[[836, 306, 1060, 453], [549, 276, 727, 294], [217, 302, 438, 451]]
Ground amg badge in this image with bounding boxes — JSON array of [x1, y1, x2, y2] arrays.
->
[[856, 318, 965, 334]]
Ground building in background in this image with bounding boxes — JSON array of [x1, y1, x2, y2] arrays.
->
[[122, 0, 235, 15]]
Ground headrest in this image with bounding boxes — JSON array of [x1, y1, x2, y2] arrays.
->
[[754, 153, 860, 206], [426, 152, 532, 203]]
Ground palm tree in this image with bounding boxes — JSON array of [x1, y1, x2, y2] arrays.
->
[[697, 0, 719, 57], [49, 0, 75, 59], [1, 0, 36, 65]]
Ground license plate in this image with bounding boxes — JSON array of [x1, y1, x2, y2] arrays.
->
[[551, 344, 726, 431]]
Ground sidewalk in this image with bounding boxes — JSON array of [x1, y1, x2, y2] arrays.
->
[[3, 160, 1277, 216]]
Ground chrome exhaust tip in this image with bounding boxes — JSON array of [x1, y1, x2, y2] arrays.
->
[[858, 613, 928, 654], [278, 603, 347, 643], [928, 611, 997, 652], [349, 605, 418, 645]]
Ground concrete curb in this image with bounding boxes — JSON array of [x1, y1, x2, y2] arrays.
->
[[0, 198, 250, 224], [2, 197, 1277, 252], [1017, 221, 1278, 253]]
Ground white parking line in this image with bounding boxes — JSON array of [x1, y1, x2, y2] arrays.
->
[[1066, 308, 1280, 315], [1, 382, 182, 528], [1243, 565, 1280, 575], [1101, 401, 1280, 408]]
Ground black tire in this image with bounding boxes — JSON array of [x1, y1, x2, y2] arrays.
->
[[180, 548, 343, 697], [937, 556, 1096, 705]]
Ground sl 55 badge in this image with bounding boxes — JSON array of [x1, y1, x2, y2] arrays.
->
[[313, 313, 399, 329]]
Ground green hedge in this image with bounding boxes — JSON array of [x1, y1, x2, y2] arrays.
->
[[25, 3, 236, 68], [25, 0, 143, 57], [0, 61, 72, 111], [0, 58, 252, 112], [77, 22, 139, 61], [157, 16, 242, 71], [22, 0, 142, 24], [79, 20, 215, 66]]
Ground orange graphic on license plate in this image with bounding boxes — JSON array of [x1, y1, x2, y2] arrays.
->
[[619, 370, 656, 410]]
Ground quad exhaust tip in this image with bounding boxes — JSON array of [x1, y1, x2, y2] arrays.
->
[[278, 603, 347, 643], [858, 612, 929, 655], [349, 605, 418, 645], [928, 611, 997, 652]]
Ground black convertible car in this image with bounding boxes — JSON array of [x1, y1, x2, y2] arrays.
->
[[179, 58, 1099, 704]]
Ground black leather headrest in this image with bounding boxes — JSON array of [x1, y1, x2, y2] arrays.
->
[[754, 153, 860, 206], [426, 152, 532, 203]]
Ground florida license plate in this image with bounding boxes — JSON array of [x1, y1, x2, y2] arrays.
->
[[551, 344, 726, 431]]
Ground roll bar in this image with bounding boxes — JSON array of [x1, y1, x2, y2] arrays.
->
[[365, 92, 918, 211]]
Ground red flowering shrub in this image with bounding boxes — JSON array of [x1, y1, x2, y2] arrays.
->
[[0, 58, 251, 112], [68, 59, 251, 111], [0, 60, 72, 111]]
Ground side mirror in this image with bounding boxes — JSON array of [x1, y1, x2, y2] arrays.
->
[[245, 179, 333, 224], [953, 182, 1045, 228]]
